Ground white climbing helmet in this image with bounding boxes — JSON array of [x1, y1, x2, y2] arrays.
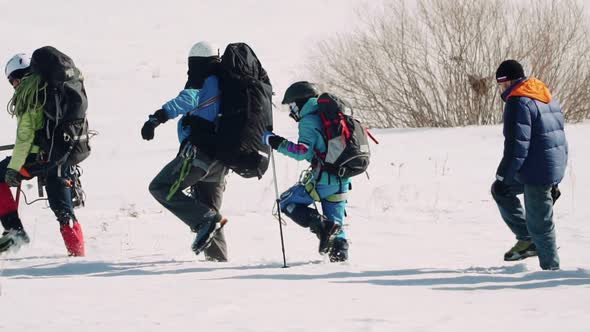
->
[[188, 41, 220, 58], [5, 53, 31, 79]]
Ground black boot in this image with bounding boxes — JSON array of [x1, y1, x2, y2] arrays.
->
[[192, 212, 228, 256], [282, 204, 341, 254], [310, 217, 341, 255], [1, 211, 24, 230], [0, 212, 29, 253], [329, 237, 349, 262]]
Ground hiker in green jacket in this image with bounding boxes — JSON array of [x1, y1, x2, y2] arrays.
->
[[0, 52, 85, 256]]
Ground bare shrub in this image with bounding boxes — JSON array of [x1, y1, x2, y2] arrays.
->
[[308, 0, 590, 127]]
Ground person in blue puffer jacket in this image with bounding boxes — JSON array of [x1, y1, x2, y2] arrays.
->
[[263, 81, 351, 262], [141, 41, 229, 262], [491, 60, 568, 270]]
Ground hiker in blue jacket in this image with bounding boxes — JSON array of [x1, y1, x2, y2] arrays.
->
[[262, 81, 351, 262], [141, 41, 229, 261], [491, 60, 568, 270]]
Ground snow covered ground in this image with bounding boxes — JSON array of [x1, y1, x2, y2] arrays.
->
[[1, 1, 589, 331]]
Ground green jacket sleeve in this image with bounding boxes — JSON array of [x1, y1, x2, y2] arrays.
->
[[8, 110, 43, 171]]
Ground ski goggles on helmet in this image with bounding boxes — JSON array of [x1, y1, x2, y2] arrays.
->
[[288, 102, 300, 122]]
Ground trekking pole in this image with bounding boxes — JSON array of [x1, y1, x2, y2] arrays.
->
[[270, 149, 288, 268], [0, 144, 15, 152]]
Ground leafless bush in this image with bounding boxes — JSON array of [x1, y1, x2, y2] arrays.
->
[[308, 0, 590, 127]]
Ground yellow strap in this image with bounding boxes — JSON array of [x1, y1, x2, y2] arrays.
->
[[304, 182, 348, 203], [325, 192, 348, 203], [305, 182, 321, 201], [166, 158, 192, 201]]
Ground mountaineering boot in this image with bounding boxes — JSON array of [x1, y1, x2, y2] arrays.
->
[[329, 237, 349, 262], [204, 252, 228, 262], [58, 212, 85, 256], [203, 232, 229, 262], [0, 229, 30, 253], [310, 217, 341, 255], [504, 240, 537, 261], [192, 212, 228, 256], [0, 212, 29, 253]]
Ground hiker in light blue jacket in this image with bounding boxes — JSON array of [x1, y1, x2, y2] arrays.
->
[[140, 41, 229, 261], [159, 76, 220, 144], [263, 81, 351, 262]]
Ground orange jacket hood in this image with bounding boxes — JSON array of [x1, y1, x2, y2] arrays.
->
[[507, 78, 552, 103]]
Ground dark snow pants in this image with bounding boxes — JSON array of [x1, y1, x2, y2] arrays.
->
[[0, 156, 77, 230], [491, 181, 560, 270], [149, 154, 229, 261]]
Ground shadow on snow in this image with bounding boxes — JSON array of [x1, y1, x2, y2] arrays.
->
[[3, 258, 590, 290], [0, 257, 321, 279], [214, 264, 590, 290]]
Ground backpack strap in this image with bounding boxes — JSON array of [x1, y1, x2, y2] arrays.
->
[[313, 128, 327, 165], [366, 128, 379, 144], [44, 92, 64, 164], [340, 113, 351, 140], [186, 95, 221, 138], [319, 113, 333, 140], [187, 95, 220, 117], [303, 181, 348, 203], [44, 92, 89, 169], [319, 111, 352, 141]]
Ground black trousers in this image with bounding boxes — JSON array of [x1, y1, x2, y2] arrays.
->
[[0, 156, 76, 227]]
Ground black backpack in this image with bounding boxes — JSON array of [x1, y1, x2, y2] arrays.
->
[[315, 93, 371, 178], [31, 46, 90, 167], [213, 43, 273, 179]]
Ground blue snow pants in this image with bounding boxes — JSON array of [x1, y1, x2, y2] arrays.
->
[[279, 182, 349, 239]]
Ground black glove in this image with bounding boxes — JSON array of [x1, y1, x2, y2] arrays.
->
[[141, 120, 159, 140], [551, 185, 561, 205], [268, 135, 286, 150], [141, 109, 168, 141], [262, 131, 286, 150], [4, 168, 22, 187]]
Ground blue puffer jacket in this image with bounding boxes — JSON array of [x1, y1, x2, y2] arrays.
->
[[276, 98, 351, 187], [496, 78, 568, 185], [162, 75, 221, 144]]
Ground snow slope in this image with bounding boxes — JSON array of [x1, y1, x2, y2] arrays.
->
[[1, 1, 589, 331]]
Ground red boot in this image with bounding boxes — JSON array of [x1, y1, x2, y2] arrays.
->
[[60, 222, 85, 257]]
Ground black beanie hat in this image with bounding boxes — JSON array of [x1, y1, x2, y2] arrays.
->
[[496, 60, 525, 83]]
